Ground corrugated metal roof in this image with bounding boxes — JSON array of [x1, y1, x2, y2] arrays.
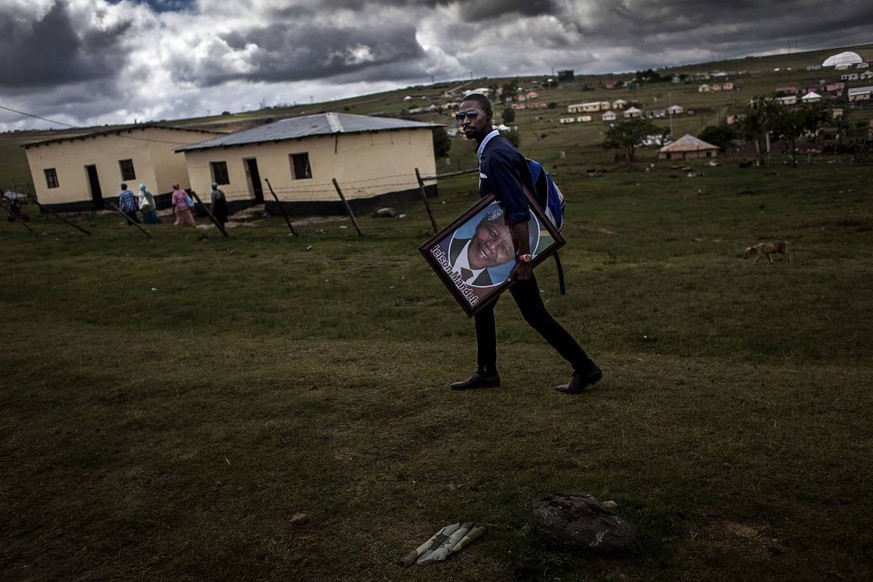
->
[[23, 123, 221, 149], [659, 134, 718, 152], [175, 112, 442, 152]]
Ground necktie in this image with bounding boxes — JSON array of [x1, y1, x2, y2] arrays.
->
[[460, 267, 474, 282]]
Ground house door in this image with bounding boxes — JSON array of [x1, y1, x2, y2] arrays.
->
[[244, 158, 264, 203], [85, 165, 104, 209]]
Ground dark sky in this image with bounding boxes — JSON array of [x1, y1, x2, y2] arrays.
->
[[1, 0, 871, 129]]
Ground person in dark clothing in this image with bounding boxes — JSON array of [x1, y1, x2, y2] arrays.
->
[[209, 182, 229, 226], [450, 93, 601, 394], [2, 189, 30, 222]]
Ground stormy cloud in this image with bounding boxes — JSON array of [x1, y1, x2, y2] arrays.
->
[[0, 2, 133, 88], [0, 0, 871, 130]]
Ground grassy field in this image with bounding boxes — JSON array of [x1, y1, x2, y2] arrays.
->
[[2, 155, 872, 581]]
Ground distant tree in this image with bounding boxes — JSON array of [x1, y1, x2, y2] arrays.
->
[[635, 68, 667, 84], [738, 97, 828, 166], [502, 108, 516, 124], [698, 124, 738, 152], [432, 127, 451, 159], [502, 127, 521, 148], [601, 118, 661, 162], [500, 79, 519, 103], [739, 96, 783, 165], [771, 102, 828, 167]]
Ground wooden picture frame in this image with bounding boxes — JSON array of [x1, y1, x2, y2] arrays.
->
[[419, 191, 565, 317]]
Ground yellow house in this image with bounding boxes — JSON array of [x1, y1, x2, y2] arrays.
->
[[175, 113, 441, 215], [567, 101, 611, 114], [23, 124, 220, 211]]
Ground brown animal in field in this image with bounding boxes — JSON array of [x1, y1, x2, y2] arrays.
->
[[743, 240, 791, 264]]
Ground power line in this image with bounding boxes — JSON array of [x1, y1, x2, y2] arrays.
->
[[0, 103, 215, 146], [0, 103, 79, 129]]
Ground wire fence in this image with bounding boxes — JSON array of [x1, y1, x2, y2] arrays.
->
[[4, 164, 475, 239], [0, 176, 35, 197]]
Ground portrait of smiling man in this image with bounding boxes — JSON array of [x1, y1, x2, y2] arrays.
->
[[450, 93, 602, 395], [449, 205, 516, 287]]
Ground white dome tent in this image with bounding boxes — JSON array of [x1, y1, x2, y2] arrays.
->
[[822, 51, 863, 68]]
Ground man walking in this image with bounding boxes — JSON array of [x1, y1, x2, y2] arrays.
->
[[117, 183, 140, 225], [450, 93, 601, 394]]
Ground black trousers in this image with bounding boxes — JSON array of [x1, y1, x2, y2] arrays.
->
[[213, 201, 229, 225], [474, 274, 591, 373]]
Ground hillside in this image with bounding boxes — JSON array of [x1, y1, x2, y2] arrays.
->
[[2, 42, 871, 192]]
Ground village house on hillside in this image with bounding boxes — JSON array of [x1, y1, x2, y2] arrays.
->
[[568, 101, 610, 114], [23, 124, 220, 211], [848, 86, 873, 102], [622, 106, 643, 119], [174, 113, 441, 216], [804, 81, 845, 96], [658, 134, 719, 161], [698, 82, 734, 92]]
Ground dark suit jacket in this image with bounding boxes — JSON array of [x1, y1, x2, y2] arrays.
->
[[450, 237, 495, 287]]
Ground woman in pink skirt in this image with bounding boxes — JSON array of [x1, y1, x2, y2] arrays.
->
[[171, 183, 196, 227]]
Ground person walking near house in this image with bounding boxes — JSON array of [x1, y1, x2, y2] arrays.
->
[[449, 93, 602, 394], [118, 183, 140, 225], [209, 182, 229, 227], [171, 183, 196, 227], [138, 183, 161, 225], [2, 189, 29, 222]]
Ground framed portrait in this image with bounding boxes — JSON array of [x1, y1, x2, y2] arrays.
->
[[419, 191, 564, 317]]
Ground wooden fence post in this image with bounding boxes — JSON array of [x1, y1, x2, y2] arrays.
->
[[32, 200, 91, 235], [415, 167, 439, 234], [0, 202, 34, 232], [189, 191, 230, 238], [331, 178, 363, 237], [109, 203, 151, 238], [264, 178, 297, 236]]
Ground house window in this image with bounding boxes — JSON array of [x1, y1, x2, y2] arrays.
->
[[290, 153, 312, 179], [44, 168, 59, 189], [119, 159, 136, 181], [210, 161, 229, 185]]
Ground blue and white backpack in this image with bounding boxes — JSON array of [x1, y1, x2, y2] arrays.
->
[[527, 158, 565, 232], [527, 158, 567, 294]]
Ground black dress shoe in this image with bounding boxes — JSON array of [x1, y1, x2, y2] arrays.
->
[[451, 371, 501, 390], [555, 364, 602, 394]]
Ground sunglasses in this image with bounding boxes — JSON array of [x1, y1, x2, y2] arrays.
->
[[455, 110, 481, 122]]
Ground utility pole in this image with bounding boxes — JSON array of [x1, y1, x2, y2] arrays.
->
[[668, 92, 674, 136]]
